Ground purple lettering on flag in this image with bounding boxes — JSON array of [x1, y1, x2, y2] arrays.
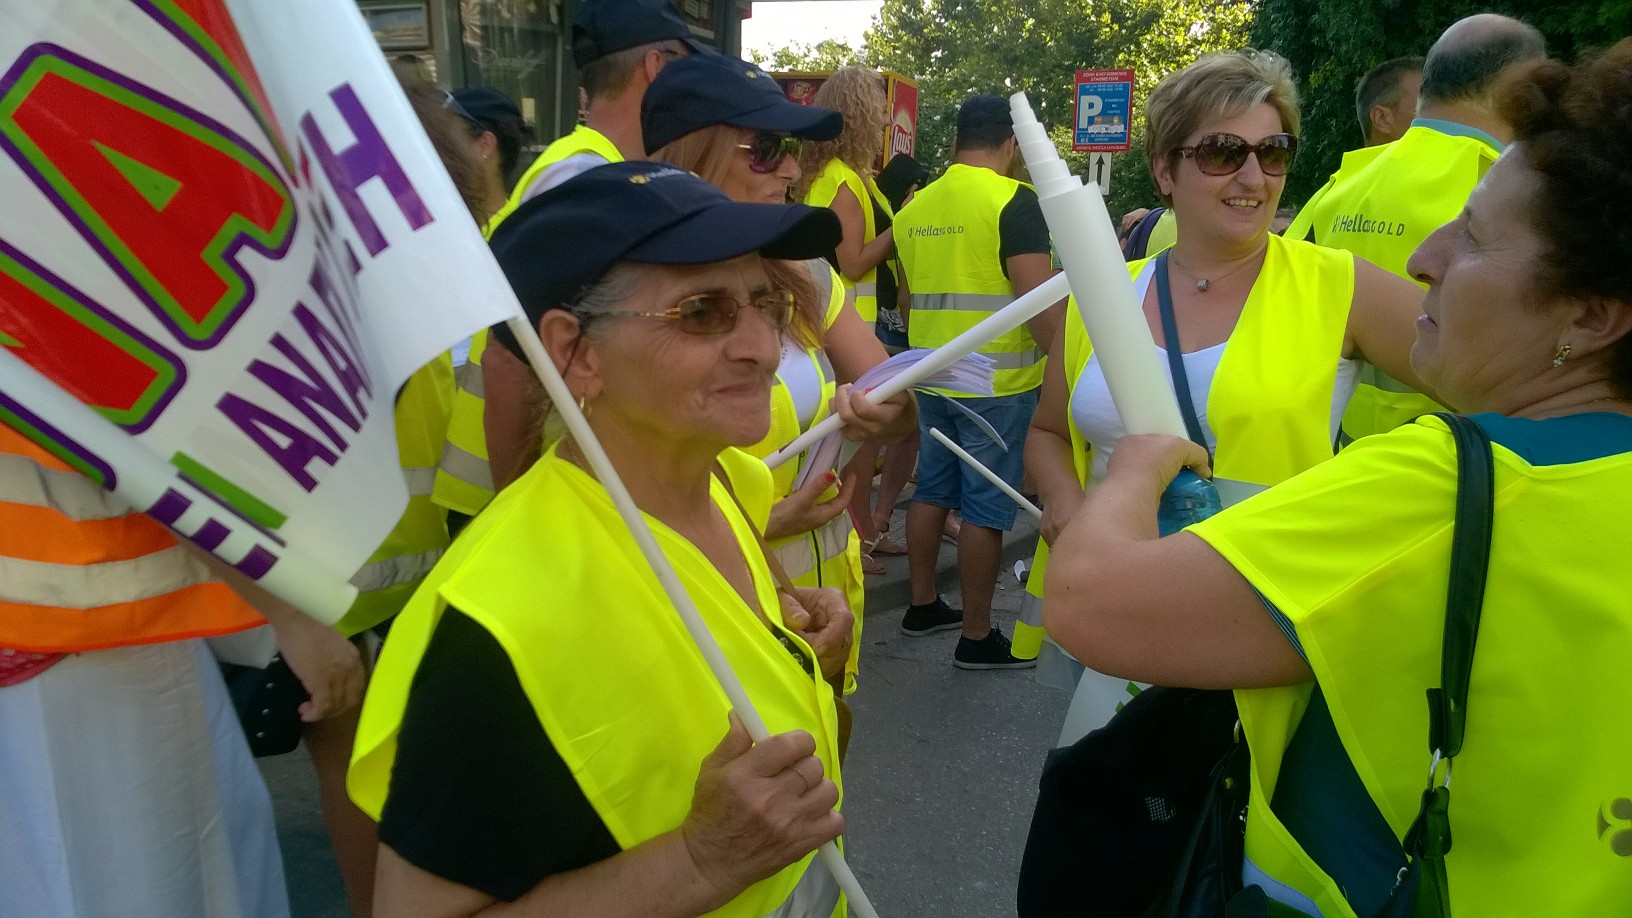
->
[[217, 392, 339, 491], [300, 83, 431, 257]]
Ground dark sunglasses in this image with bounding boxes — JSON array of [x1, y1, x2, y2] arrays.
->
[[737, 133, 802, 174], [583, 289, 795, 336], [1176, 132, 1297, 177]]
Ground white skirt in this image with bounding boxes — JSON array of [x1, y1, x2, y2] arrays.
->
[[0, 639, 290, 918]]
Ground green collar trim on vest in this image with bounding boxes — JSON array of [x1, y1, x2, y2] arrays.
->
[[1410, 118, 1505, 153], [1468, 411, 1632, 466]]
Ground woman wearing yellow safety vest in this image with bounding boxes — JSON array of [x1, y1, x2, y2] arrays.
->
[[793, 66, 909, 569], [1045, 43, 1632, 916], [351, 162, 861, 918], [1022, 51, 1427, 731], [643, 53, 917, 699]]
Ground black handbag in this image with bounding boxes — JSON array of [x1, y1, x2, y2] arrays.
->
[[220, 654, 309, 757]]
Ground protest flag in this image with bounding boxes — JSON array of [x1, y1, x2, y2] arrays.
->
[[0, 0, 514, 621]]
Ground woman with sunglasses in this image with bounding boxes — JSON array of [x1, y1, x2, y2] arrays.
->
[[351, 162, 857, 918], [1023, 50, 1427, 730], [642, 53, 917, 701], [792, 66, 911, 570]]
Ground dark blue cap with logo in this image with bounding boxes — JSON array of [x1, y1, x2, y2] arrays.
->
[[572, 0, 709, 69], [488, 161, 841, 355], [641, 53, 843, 154]]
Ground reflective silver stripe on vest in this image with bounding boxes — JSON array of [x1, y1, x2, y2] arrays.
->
[[454, 361, 485, 398], [350, 547, 445, 593], [853, 282, 877, 298], [403, 466, 437, 497], [0, 453, 131, 521], [771, 513, 852, 581], [0, 544, 211, 609], [1213, 477, 1269, 509], [985, 348, 1044, 370], [760, 857, 841, 918], [1358, 363, 1422, 395], [912, 292, 1012, 313], [437, 442, 495, 490]]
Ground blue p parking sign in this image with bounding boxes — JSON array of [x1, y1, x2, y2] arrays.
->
[[1073, 69, 1134, 152]]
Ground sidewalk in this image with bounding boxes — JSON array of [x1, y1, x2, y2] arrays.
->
[[862, 486, 1042, 622]]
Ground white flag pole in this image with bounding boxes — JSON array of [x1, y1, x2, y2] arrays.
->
[[928, 428, 1042, 521], [503, 315, 882, 918], [763, 271, 1070, 470]]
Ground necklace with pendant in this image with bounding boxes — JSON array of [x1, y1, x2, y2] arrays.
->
[[1169, 246, 1266, 293]]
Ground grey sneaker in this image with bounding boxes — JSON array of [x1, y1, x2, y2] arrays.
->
[[900, 596, 963, 635], [954, 627, 1037, 670]]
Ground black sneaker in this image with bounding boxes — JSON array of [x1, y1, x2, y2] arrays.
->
[[953, 627, 1037, 670], [900, 596, 963, 635]]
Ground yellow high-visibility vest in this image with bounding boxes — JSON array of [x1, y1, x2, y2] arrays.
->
[[1026, 234, 1353, 610], [1190, 414, 1632, 916], [803, 158, 888, 324], [337, 354, 454, 636], [1292, 123, 1499, 442], [351, 446, 844, 917], [745, 259, 863, 694], [894, 163, 1045, 397], [490, 125, 623, 229]]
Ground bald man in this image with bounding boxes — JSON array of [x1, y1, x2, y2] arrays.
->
[[1286, 13, 1546, 443]]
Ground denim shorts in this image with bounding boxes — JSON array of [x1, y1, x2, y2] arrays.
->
[[914, 390, 1039, 531]]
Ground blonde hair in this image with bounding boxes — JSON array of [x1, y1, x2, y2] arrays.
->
[[792, 67, 885, 201], [653, 125, 826, 349], [1145, 50, 1301, 205]]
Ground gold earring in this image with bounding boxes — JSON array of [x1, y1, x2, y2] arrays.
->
[[576, 395, 592, 418], [1553, 344, 1572, 368]]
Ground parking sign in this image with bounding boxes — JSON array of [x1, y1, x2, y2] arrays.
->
[[1073, 69, 1135, 152]]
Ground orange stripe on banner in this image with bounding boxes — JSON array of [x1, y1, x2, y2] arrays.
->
[[0, 581, 263, 653]]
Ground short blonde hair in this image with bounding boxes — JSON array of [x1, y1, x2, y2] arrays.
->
[[792, 67, 885, 201], [1146, 50, 1301, 204]]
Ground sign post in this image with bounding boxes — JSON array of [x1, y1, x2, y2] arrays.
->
[[1071, 68, 1135, 196]]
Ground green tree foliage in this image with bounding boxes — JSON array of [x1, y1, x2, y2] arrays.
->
[[1253, 0, 1632, 208], [851, 0, 1252, 216], [747, 38, 868, 72]]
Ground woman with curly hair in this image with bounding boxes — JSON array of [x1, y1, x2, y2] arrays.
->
[[794, 67, 909, 569], [1045, 40, 1632, 916]]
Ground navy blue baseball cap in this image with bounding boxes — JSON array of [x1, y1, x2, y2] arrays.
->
[[488, 161, 841, 356], [572, 0, 709, 69], [642, 54, 843, 154]]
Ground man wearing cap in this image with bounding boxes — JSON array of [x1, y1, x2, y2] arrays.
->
[[351, 161, 858, 917], [892, 94, 1061, 670], [1286, 14, 1545, 444], [488, 0, 706, 227]]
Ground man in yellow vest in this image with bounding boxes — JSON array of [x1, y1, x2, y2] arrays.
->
[[1287, 14, 1545, 443], [1356, 56, 1423, 148], [893, 95, 1062, 669], [492, 0, 704, 225], [436, 0, 706, 514]]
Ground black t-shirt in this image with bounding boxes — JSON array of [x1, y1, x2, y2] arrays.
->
[[378, 609, 619, 901], [998, 185, 1052, 274]]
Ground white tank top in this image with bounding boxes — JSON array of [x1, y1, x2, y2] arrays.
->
[[1069, 266, 1360, 486]]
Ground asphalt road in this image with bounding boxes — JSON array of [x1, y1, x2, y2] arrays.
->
[[262, 501, 1070, 917]]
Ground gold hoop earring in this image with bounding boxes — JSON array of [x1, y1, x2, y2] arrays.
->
[[1553, 344, 1572, 368], [576, 395, 592, 419]]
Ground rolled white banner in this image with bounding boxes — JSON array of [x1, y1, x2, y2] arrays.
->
[[764, 271, 1071, 469], [1009, 93, 1186, 438]]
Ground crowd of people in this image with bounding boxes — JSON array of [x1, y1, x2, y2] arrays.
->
[[2, 0, 1630, 915]]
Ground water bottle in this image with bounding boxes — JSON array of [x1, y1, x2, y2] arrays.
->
[[1156, 468, 1222, 536]]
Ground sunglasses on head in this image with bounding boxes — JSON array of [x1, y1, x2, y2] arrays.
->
[[737, 133, 802, 173], [1176, 132, 1297, 177], [582, 289, 796, 336]]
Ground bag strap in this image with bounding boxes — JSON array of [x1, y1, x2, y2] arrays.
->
[[1393, 412, 1495, 918], [1153, 251, 1211, 453]]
